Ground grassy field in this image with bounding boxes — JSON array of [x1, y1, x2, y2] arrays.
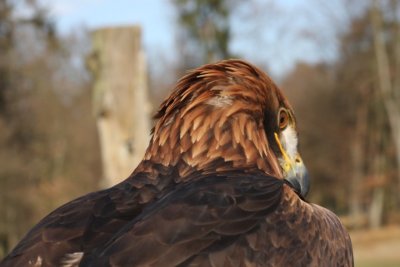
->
[[351, 225, 400, 267]]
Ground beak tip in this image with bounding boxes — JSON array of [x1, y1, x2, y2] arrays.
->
[[285, 168, 310, 199]]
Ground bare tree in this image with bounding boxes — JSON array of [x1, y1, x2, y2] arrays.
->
[[370, 0, 400, 203]]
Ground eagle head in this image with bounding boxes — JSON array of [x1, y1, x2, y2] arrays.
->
[[141, 59, 309, 198]]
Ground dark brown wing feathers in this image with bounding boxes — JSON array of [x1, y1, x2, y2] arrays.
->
[[81, 173, 284, 266]]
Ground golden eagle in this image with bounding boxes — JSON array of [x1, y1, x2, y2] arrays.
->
[[1, 59, 353, 266]]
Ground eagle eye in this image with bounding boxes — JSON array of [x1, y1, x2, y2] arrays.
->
[[278, 108, 289, 130]]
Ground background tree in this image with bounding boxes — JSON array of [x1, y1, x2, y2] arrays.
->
[[370, 0, 400, 213], [0, 0, 101, 257], [173, 0, 235, 70]]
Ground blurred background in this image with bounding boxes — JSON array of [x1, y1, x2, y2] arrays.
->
[[0, 0, 399, 266]]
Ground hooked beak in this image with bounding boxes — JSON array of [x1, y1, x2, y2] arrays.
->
[[274, 133, 310, 198]]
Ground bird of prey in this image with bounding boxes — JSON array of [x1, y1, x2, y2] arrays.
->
[[1, 59, 353, 267]]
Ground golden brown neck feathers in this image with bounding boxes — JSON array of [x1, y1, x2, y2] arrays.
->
[[139, 60, 288, 180]]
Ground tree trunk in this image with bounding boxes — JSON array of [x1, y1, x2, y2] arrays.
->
[[349, 101, 368, 228], [370, 0, 400, 201], [88, 26, 151, 187], [368, 125, 385, 229], [369, 185, 385, 228]]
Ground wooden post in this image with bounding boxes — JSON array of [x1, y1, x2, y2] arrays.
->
[[88, 26, 151, 187]]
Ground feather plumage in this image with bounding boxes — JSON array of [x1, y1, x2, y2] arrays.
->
[[0, 59, 353, 267]]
